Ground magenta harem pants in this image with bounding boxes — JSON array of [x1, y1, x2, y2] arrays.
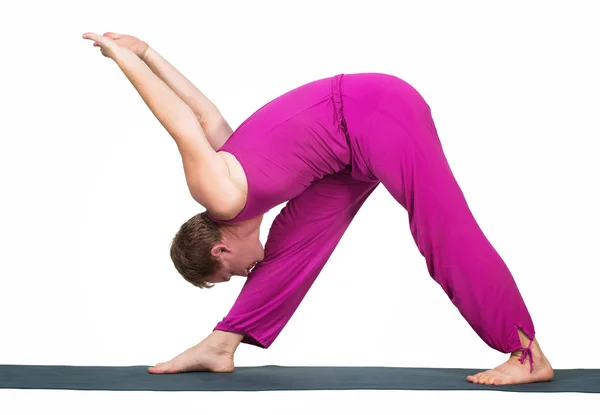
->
[[214, 73, 535, 355]]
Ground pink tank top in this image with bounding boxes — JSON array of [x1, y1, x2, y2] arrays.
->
[[211, 74, 350, 223]]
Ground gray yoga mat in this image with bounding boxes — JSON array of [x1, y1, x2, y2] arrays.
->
[[0, 365, 598, 393]]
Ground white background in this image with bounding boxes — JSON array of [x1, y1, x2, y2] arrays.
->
[[1, 0, 599, 412]]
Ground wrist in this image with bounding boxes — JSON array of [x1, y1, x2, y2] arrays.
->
[[141, 43, 151, 61], [140, 42, 155, 63], [112, 46, 137, 66]]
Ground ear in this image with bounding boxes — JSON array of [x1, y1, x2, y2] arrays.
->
[[210, 242, 229, 258]]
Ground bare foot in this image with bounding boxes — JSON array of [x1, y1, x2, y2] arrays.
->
[[467, 330, 554, 385], [148, 341, 234, 374]]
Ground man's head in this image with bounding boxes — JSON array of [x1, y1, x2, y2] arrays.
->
[[170, 211, 264, 288]]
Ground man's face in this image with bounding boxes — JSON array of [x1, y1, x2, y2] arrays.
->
[[206, 235, 265, 284]]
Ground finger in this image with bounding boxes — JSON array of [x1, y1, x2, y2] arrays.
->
[[82, 32, 99, 40], [82, 33, 105, 45], [103, 32, 121, 39], [83, 33, 119, 51], [83, 32, 111, 44]]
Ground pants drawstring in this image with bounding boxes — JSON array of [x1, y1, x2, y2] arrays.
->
[[518, 339, 535, 373]]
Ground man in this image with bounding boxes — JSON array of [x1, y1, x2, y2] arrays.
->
[[82, 31, 553, 386]]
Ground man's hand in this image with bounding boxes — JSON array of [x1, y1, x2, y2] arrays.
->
[[148, 331, 243, 374], [82, 32, 126, 60], [94, 32, 149, 60]]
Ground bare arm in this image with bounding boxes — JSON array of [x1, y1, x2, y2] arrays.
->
[[142, 46, 234, 150], [110, 46, 240, 217]]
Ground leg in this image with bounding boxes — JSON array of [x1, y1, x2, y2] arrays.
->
[[150, 173, 377, 374], [341, 73, 553, 384], [215, 173, 379, 347]]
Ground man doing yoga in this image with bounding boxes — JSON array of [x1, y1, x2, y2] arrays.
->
[[82, 31, 554, 386]]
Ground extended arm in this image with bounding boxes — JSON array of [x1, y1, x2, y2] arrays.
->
[[109, 46, 240, 217], [142, 46, 234, 150]]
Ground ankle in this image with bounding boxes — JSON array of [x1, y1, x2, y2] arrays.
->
[[515, 329, 540, 352], [206, 330, 244, 354]]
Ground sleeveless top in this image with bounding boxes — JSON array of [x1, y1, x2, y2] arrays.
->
[[211, 74, 351, 223]]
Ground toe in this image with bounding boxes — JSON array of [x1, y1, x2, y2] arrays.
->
[[466, 372, 480, 382], [482, 374, 494, 385], [149, 362, 172, 374]]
